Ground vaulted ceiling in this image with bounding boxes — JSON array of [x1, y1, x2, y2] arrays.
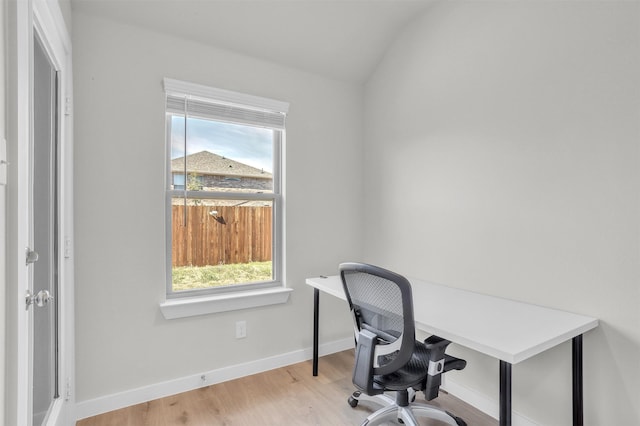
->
[[71, 0, 435, 83]]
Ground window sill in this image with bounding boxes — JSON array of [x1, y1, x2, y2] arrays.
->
[[159, 287, 293, 319]]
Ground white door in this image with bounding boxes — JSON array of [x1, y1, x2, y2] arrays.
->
[[9, 1, 73, 424], [30, 32, 60, 426]]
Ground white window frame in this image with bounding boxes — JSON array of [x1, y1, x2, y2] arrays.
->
[[160, 78, 292, 318]]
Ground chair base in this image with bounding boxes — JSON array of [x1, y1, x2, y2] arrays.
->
[[349, 390, 466, 426]]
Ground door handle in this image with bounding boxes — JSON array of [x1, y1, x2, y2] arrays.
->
[[25, 290, 54, 309], [34, 289, 53, 307], [26, 248, 39, 265]]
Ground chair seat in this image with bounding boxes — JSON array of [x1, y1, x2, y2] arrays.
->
[[373, 340, 430, 391]]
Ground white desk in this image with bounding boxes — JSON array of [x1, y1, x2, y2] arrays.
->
[[306, 275, 598, 426]]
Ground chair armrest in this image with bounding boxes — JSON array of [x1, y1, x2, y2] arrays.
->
[[353, 329, 385, 396], [422, 335, 466, 401], [444, 354, 467, 372]]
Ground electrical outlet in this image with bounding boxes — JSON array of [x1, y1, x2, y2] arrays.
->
[[236, 320, 247, 339]]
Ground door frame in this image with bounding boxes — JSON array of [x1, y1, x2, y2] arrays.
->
[[9, 0, 75, 424]]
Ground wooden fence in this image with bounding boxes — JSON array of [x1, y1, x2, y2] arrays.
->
[[172, 205, 272, 267]]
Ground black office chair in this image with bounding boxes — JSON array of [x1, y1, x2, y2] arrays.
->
[[340, 262, 467, 426]]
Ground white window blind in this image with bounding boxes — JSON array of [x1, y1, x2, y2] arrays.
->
[[164, 78, 288, 130]]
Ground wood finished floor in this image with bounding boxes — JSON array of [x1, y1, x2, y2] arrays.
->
[[76, 350, 497, 426]]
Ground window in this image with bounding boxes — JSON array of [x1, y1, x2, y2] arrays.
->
[[164, 78, 289, 299], [172, 173, 185, 190]]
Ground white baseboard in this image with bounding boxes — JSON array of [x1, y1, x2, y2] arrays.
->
[[443, 377, 538, 426], [75, 338, 354, 421], [76, 338, 537, 425]]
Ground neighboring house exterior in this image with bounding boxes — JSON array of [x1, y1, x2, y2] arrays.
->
[[171, 150, 273, 192]]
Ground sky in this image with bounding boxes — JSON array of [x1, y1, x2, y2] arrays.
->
[[171, 116, 274, 173]]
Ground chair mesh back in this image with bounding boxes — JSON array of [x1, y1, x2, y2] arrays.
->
[[342, 270, 405, 342], [341, 264, 416, 375]]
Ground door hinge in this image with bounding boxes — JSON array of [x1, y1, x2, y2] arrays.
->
[[65, 377, 72, 401], [26, 248, 39, 265], [65, 96, 72, 116], [0, 138, 7, 186]]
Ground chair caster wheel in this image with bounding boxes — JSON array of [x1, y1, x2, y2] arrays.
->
[[445, 411, 466, 426], [348, 396, 358, 407], [454, 416, 467, 426]]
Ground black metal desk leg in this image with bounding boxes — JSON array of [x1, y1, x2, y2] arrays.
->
[[572, 335, 584, 426], [499, 360, 512, 426], [313, 288, 320, 376]]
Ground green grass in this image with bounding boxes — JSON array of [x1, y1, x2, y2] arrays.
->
[[172, 261, 272, 291]]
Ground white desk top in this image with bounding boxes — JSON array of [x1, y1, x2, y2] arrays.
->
[[306, 275, 598, 364]]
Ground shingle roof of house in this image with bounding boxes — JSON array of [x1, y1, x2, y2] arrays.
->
[[171, 151, 272, 179]]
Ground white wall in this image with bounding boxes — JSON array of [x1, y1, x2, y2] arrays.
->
[[56, 0, 72, 37], [364, 1, 639, 425], [72, 11, 361, 403]]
